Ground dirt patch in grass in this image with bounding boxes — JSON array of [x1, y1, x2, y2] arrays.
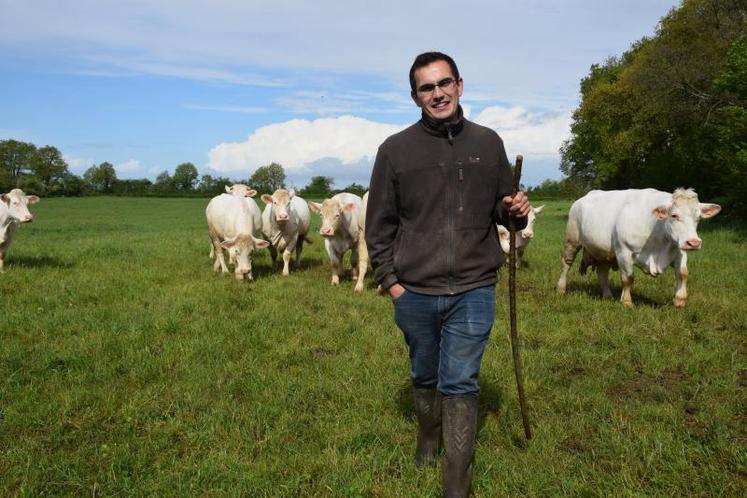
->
[[606, 366, 691, 403]]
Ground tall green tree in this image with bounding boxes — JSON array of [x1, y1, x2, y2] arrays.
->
[[173, 162, 199, 191], [154, 170, 174, 193], [249, 162, 286, 194], [0, 139, 36, 181], [300, 176, 334, 198], [30, 145, 69, 189], [561, 0, 747, 213], [83, 162, 117, 192]]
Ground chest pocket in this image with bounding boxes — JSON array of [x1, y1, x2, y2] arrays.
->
[[457, 159, 500, 226]]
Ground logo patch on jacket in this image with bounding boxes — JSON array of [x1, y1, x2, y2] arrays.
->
[[467, 155, 481, 164]]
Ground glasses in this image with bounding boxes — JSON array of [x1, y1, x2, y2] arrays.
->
[[415, 77, 459, 96]]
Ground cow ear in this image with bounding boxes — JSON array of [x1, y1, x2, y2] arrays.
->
[[288, 189, 295, 199], [699, 203, 721, 219], [253, 237, 270, 249], [225, 185, 232, 193], [220, 238, 236, 249], [533, 205, 545, 214], [1, 193, 8, 204], [653, 205, 669, 219], [343, 202, 356, 212], [261, 194, 273, 204], [246, 189, 257, 198], [497, 225, 509, 240], [26, 195, 40, 204], [309, 202, 321, 213]]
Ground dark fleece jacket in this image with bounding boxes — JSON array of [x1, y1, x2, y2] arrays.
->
[[365, 108, 526, 295]]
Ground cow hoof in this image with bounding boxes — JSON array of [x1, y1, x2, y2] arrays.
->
[[622, 300, 634, 308], [282, 271, 290, 277], [673, 298, 687, 308], [354, 283, 364, 292]]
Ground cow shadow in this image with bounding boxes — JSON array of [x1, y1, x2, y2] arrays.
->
[[7, 255, 74, 269], [565, 281, 668, 309], [394, 376, 506, 440]]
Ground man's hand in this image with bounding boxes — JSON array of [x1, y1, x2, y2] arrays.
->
[[502, 191, 530, 218], [388, 283, 406, 300]]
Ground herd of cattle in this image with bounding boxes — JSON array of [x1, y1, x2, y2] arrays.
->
[[1, 185, 721, 307]]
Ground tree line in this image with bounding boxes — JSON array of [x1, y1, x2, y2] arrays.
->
[[559, 0, 747, 218], [0, 141, 367, 199]]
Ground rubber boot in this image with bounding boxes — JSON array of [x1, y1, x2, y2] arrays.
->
[[442, 395, 478, 498], [413, 385, 442, 467]]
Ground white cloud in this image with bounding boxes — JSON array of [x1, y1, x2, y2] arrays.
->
[[63, 154, 95, 174], [208, 116, 405, 174], [115, 159, 141, 173], [474, 106, 572, 158]]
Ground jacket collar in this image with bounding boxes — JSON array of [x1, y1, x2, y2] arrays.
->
[[419, 105, 465, 144]]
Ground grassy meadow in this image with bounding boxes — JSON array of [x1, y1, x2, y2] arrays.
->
[[1, 196, 745, 496]]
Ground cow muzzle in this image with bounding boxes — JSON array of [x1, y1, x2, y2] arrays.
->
[[683, 238, 702, 250], [320, 227, 334, 237], [521, 230, 533, 239]]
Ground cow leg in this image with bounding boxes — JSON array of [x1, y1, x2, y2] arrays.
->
[[295, 234, 305, 265], [557, 241, 581, 294], [597, 265, 613, 299], [324, 240, 341, 285], [210, 235, 229, 273], [269, 245, 278, 266], [350, 245, 359, 280], [672, 251, 689, 308], [615, 249, 635, 306], [281, 247, 293, 276], [0, 251, 4, 273], [355, 229, 368, 292]]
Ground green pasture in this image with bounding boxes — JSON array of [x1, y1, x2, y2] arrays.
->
[[1, 196, 745, 496]]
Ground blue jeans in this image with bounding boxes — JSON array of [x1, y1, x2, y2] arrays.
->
[[393, 285, 496, 396]]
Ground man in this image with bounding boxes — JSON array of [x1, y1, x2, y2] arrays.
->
[[365, 52, 529, 498]]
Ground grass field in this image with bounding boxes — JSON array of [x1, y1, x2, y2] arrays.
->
[[1, 196, 745, 496]]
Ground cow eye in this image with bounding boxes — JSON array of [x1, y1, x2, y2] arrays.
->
[[671, 213, 680, 220]]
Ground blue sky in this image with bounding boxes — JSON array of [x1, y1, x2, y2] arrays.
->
[[0, 0, 680, 188]]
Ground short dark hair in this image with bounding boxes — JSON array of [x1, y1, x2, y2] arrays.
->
[[409, 52, 460, 92]]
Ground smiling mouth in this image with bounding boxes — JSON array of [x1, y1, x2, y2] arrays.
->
[[432, 101, 450, 109]]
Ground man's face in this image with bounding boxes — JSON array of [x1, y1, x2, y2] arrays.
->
[[412, 60, 463, 122]]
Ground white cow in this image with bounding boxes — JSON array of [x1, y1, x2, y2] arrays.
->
[[497, 204, 545, 267], [309, 192, 365, 290], [206, 193, 269, 280], [0, 189, 39, 272], [557, 188, 721, 307], [261, 189, 311, 276], [213, 184, 263, 263]]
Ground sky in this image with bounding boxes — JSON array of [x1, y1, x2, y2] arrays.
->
[[0, 0, 681, 189]]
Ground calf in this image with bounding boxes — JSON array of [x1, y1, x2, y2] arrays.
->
[[497, 204, 545, 267], [557, 188, 720, 307], [206, 193, 269, 280], [0, 189, 39, 272], [260, 189, 311, 276], [309, 192, 364, 289]]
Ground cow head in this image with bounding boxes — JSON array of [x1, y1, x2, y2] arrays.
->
[[261, 189, 294, 224], [653, 188, 721, 251], [225, 184, 257, 198], [221, 234, 270, 280], [1, 189, 39, 223], [520, 204, 544, 240], [497, 204, 544, 252], [309, 198, 356, 237]]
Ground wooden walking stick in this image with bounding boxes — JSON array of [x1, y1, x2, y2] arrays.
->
[[509, 154, 532, 440]]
